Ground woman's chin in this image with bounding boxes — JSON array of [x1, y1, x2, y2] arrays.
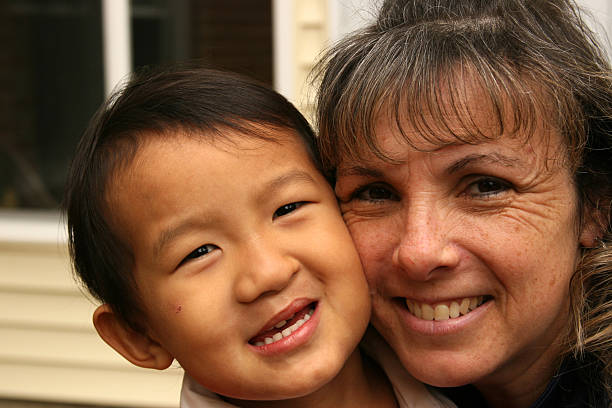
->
[[397, 351, 492, 388]]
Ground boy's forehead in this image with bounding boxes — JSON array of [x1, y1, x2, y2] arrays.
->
[[106, 126, 316, 203], [103, 127, 325, 251], [134, 125, 311, 155]]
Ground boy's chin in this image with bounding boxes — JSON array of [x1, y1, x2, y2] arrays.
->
[[211, 351, 352, 403], [221, 373, 335, 403]]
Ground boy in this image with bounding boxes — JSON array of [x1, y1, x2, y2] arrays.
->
[[64, 66, 452, 407]]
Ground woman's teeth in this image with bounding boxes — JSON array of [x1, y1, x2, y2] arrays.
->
[[254, 308, 314, 347], [406, 296, 486, 321]]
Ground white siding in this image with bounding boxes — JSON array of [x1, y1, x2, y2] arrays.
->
[[0, 227, 183, 407], [273, 0, 329, 120]]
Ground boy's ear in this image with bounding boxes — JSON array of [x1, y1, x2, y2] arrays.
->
[[93, 304, 174, 370]]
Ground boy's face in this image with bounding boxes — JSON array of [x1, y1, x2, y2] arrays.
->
[[108, 129, 370, 400]]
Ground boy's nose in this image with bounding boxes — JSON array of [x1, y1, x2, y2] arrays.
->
[[233, 234, 299, 303]]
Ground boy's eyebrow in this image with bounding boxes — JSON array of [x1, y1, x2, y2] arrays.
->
[[261, 169, 317, 196], [154, 218, 207, 260], [153, 169, 317, 258]]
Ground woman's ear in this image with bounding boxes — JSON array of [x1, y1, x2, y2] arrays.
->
[[579, 215, 602, 248], [93, 304, 174, 370]]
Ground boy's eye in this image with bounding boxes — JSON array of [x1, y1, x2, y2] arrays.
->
[[180, 244, 218, 265], [273, 202, 306, 219]]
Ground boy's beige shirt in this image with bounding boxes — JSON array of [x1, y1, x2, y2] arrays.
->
[[179, 329, 457, 408]]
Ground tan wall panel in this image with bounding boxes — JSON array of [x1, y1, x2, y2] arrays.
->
[[0, 362, 182, 407], [0, 243, 75, 293], [0, 237, 183, 406], [0, 326, 128, 368], [0, 291, 94, 331]]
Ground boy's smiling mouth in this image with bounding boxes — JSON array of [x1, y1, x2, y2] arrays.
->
[[249, 302, 317, 346]]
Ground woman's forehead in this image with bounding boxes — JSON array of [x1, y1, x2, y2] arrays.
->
[[383, 72, 552, 143], [338, 97, 563, 169], [324, 64, 567, 172], [336, 125, 570, 188]]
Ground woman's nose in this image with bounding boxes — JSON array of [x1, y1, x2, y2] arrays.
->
[[392, 203, 460, 281], [233, 234, 299, 303]]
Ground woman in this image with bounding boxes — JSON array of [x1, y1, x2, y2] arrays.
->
[[313, 0, 611, 407]]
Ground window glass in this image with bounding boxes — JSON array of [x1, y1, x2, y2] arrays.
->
[[1, 0, 103, 209], [1, 0, 272, 211], [131, 0, 272, 83]]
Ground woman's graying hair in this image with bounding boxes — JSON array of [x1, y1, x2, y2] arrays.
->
[[313, 0, 611, 396], [64, 66, 318, 331]]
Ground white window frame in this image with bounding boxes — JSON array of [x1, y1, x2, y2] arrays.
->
[[102, 0, 132, 97], [272, 0, 293, 100], [272, 0, 377, 103]]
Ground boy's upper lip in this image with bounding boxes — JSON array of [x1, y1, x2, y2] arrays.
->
[[259, 298, 315, 332]]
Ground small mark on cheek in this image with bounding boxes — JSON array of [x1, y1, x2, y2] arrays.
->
[[175, 305, 182, 314]]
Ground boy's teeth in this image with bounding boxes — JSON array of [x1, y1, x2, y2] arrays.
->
[[266, 314, 295, 330], [406, 296, 486, 321], [255, 308, 314, 347]]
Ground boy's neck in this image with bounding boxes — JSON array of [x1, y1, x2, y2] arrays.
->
[[223, 348, 398, 408]]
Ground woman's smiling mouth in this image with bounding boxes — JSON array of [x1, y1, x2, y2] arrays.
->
[[404, 296, 491, 321]]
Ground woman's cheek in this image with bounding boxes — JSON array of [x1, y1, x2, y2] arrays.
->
[[347, 222, 395, 284]]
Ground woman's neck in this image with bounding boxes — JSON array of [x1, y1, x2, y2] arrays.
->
[[224, 348, 398, 408], [475, 341, 564, 408]]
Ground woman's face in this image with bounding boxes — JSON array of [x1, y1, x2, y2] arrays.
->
[[334, 96, 595, 396]]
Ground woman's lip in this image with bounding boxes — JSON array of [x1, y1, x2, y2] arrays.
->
[[394, 297, 493, 336], [249, 303, 320, 355]]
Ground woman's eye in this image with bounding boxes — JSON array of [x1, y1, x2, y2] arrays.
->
[[273, 202, 306, 219], [354, 184, 397, 202], [180, 244, 218, 265], [464, 177, 510, 197]]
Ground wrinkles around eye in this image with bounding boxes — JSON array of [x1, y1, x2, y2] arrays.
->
[[462, 177, 512, 198], [346, 183, 399, 203]]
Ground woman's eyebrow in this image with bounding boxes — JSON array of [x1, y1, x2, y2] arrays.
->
[[336, 166, 384, 178], [446, 153, 520, 174]]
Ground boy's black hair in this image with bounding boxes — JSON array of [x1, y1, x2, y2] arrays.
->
[[64, 65, 319, 330]]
